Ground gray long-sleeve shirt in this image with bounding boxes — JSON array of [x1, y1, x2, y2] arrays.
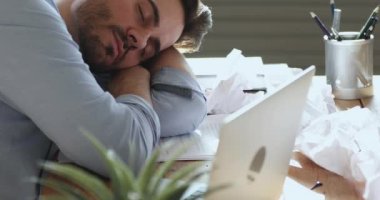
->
[[0, 0, 206, 199]]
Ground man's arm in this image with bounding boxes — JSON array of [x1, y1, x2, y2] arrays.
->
[[108, 66, 152, 104], [0, 3, 160, 176], [145, 47, 195, 77], [143, 47, 207, 137]]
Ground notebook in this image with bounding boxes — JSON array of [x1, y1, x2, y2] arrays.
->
[[183, 65, 315, 200]]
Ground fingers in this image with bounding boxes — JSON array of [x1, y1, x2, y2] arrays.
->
[[292, 151, 315, 167], [289, 152, 326, 194], [289, 152, 366, 199], [288, 166, 318, 188]]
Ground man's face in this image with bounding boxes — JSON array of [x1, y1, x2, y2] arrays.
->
[[73, 0, 185, 72]]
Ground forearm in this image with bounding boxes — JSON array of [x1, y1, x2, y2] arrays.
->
[[150, 67, 207, 137], [108, 66, 152, 105], [144, 46, 195, 78], [144, 47, 207, 137]]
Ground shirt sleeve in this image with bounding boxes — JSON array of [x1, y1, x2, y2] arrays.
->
[[0, 0, 160, 176], [151, 67, 207, 137]]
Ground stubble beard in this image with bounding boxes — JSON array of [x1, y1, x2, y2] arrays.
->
[[76, 0, 113, 72], [79, 32, 106, 72]]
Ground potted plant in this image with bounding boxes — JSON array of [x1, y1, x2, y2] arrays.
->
[[38, 131, 225, 200]]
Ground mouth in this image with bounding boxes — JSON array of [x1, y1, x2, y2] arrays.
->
[[111, 30, 125, 64]]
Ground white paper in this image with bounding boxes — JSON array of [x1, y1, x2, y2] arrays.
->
[[295, 107, 380, 199], [364, 174, 380, 200], [187, 48, 264, 93], [158, 114, 227, 162], [201, 49, 307, 115], [206, 73, 265, 114], [300, 79, 336, 129]]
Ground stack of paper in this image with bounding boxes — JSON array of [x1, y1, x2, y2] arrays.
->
[[158, 114, 227, 162]]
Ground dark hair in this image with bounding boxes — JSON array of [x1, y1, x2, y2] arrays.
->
[[174, 0, 213, 53]]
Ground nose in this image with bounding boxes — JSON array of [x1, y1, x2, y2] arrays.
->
[[127, 28, 150, 50]]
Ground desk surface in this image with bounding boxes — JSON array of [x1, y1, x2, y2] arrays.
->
[[287, 76, 380, 200], [43, 76, 379, 199], [167, 76, 380, 200]]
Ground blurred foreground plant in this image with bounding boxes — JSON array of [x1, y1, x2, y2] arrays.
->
[[38, 131, 225, 200]]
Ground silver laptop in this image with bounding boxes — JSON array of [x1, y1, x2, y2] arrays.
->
[[186, 66, 315, 200]]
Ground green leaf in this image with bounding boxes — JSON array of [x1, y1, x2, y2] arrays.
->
[[162, 163, 201, 191], [137, 147, 160, 197], [41, 162, 112, 200], [157, 171, 230, 200], [160, 171, 207, 200], [148, 162, 207, 200], [155, 182, 191, 200], [149, 141, 194, 196], [203, 184, 231, 199], [153, 164, 203, 200], [40, 195, 75, 200], [106, 150, 139, 200], [177, 172, 231, 200], [37, 178, 88, 200], [81, 128, 137, 200]]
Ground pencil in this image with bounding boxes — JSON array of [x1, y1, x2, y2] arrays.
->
[[243, 88, 267, 94], [364, 16, 379, 39], [310, 12, 333, 39], [330, 0, 336, 16], [357, 6, 379, 39], [331, 27, 342, 41]]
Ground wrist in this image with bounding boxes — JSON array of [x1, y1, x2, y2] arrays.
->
[[108, 66, 152, 104]]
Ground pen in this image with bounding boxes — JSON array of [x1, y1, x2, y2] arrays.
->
[[330, 0, 335, 17], [357, 6, 379, 39], [331, 28, 342, 41], [364, 16, 379, 39], [310, 12, 333, 39], [332, 8, 341, 32], [243, 88, 267, 94], [310, 181, 323, 190]]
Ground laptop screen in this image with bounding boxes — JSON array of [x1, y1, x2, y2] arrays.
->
[[207, 66, 315, 200]]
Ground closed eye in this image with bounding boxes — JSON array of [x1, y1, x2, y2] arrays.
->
[[138, 5, 145, 23]]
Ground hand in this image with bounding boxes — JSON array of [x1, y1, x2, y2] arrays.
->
[[108, 66, 152, 104], [288, 152, 365, 200]]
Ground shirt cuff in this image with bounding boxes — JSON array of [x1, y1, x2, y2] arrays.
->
[[150, 67, 207, 137]]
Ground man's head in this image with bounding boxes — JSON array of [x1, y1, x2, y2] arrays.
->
[[65, 0, 212, 72]]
